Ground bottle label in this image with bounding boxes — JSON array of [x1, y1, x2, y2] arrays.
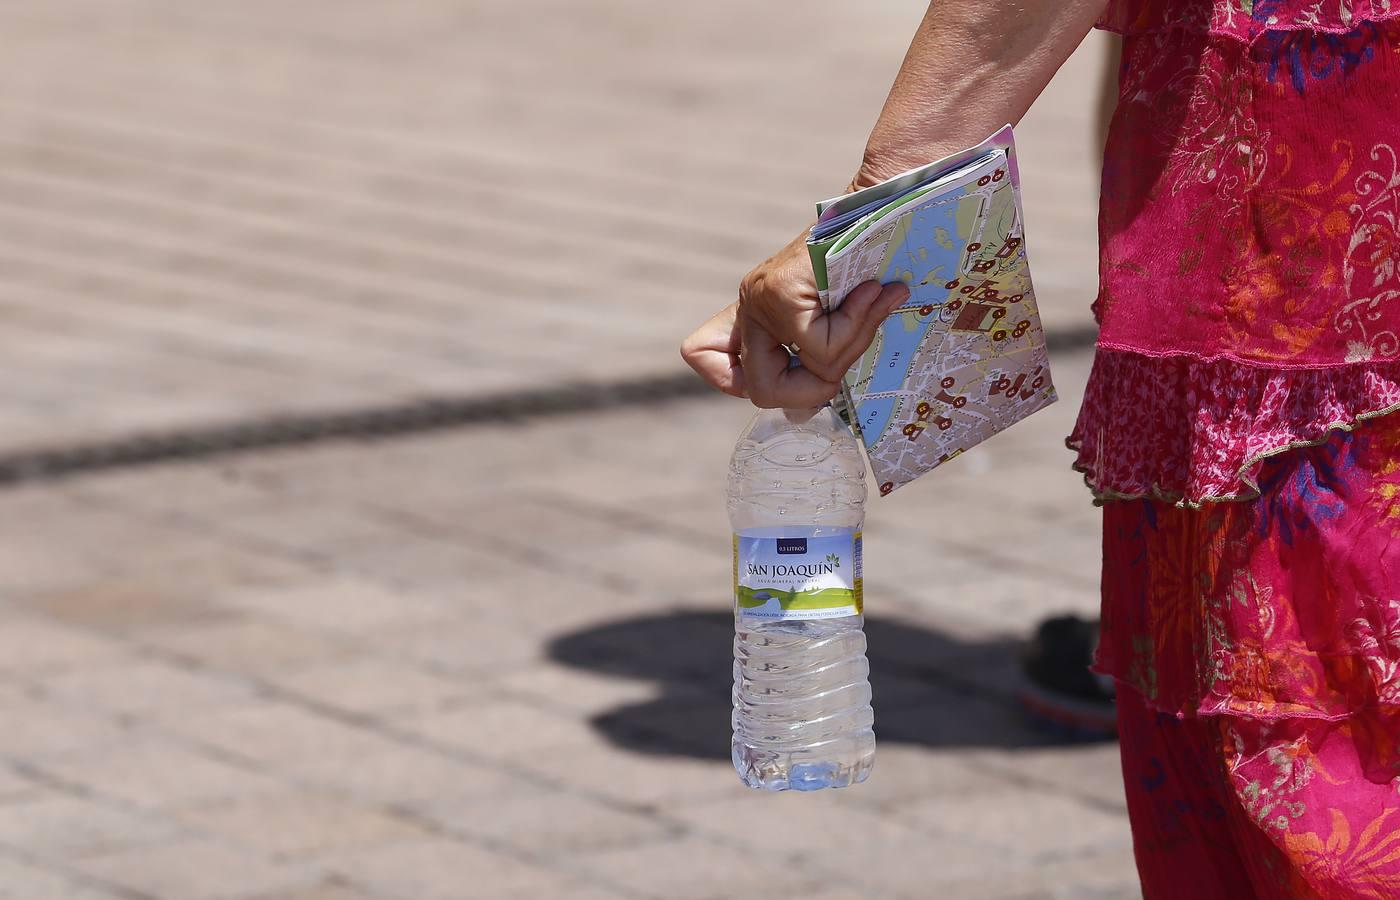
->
[[732, 531, 863, 620]]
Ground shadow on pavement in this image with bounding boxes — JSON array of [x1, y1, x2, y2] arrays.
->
[[549, 610, 1111, 759]]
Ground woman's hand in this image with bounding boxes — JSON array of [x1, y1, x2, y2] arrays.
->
[[679, 301, 747, 399], [681, 231, 909, 409], [682, 0, 1106, 408]]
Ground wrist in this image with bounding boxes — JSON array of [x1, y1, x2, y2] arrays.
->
[[848, 158, 902, 192], [850, 148, 942, 191], [855, 118, 1008, 190]]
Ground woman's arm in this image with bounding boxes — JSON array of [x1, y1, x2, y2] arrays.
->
[[857, 0, 1110, 183], [682, 0, 1109, 409]]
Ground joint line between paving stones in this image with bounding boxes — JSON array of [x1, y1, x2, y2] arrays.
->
[[0, 327, 1097, 487]]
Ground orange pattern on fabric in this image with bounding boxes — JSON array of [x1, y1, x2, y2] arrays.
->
[[1102, 421, 1400, 896]]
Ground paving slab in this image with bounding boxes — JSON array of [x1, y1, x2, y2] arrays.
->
[[321, 837, 591, 900], [71, 837, 315, 900], [0, 855, 125, 900], [172, 791, 430, 861], [0, 792, 182, 860]]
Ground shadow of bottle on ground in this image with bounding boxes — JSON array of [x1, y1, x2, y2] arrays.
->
[[548, 610, 1112, 760]]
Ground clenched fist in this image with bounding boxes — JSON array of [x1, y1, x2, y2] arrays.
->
[[681, 230, 909, 409]]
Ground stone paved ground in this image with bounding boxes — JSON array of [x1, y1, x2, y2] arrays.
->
[[0, 0, 1105, 451], [0, 351, 1139, 900], [0, 1, 1138, 898]]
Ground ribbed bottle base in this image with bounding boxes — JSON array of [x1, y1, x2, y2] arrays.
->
[[732, 733, 876, 791]]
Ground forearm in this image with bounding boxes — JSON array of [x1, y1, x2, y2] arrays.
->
[[682, 0, 1109, 405], [855, 0, 1109, 185]]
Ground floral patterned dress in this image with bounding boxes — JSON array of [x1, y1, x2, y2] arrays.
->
[[1072, 0, 1400, 503], [1071, 1, 1400, 896]]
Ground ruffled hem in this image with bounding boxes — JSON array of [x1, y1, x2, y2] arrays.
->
[[1096, 451, 1400, 783], [1096, 0, 1400, 41], [1067, 346, 1400, 508]]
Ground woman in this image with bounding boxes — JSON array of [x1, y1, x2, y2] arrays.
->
[[682, 0, 1400, 895]]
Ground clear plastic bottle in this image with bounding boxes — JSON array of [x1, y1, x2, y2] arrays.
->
[[727, 405, 875, 791]]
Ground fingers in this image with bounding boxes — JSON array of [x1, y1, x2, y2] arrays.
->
[[740, 314, 842, 409], [736, 234, 907, 382], [684, 276, 909, 410], [680, 302, 748, 398], [833, 280, 911, 371], [796, 280, 910, 381], [735, 233, 826, 348]]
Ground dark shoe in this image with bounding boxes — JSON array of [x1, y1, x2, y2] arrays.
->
[[1017, 614, 1117, 739]]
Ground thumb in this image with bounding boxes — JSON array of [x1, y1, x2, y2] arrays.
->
[[811, 281, 909, 379], [857, 280, 910, 331]]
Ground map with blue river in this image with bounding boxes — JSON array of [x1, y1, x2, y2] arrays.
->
[[824, 148, 1057, 493]]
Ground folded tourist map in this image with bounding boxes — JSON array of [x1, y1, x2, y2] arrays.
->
[[807, 125, 1056, 496]]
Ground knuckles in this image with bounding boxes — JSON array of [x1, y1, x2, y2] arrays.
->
[[736, 271, 763, 310], [678, 333, 701, 364], [748, 379, 840, 410], [746, 379, 785, 409], [748, 389, 781, 409], [745, 378, 781, 409], [737, 268, 785, 316]]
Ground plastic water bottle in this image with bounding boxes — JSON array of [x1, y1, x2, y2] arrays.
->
[[727, 405, 875, 790]]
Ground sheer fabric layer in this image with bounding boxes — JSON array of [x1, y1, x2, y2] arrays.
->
[[1068, 347, 1400, 505]]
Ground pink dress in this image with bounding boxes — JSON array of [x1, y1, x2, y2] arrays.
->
[[1074, 2, 1400, 896], [1070, 0, 1400, 505]]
